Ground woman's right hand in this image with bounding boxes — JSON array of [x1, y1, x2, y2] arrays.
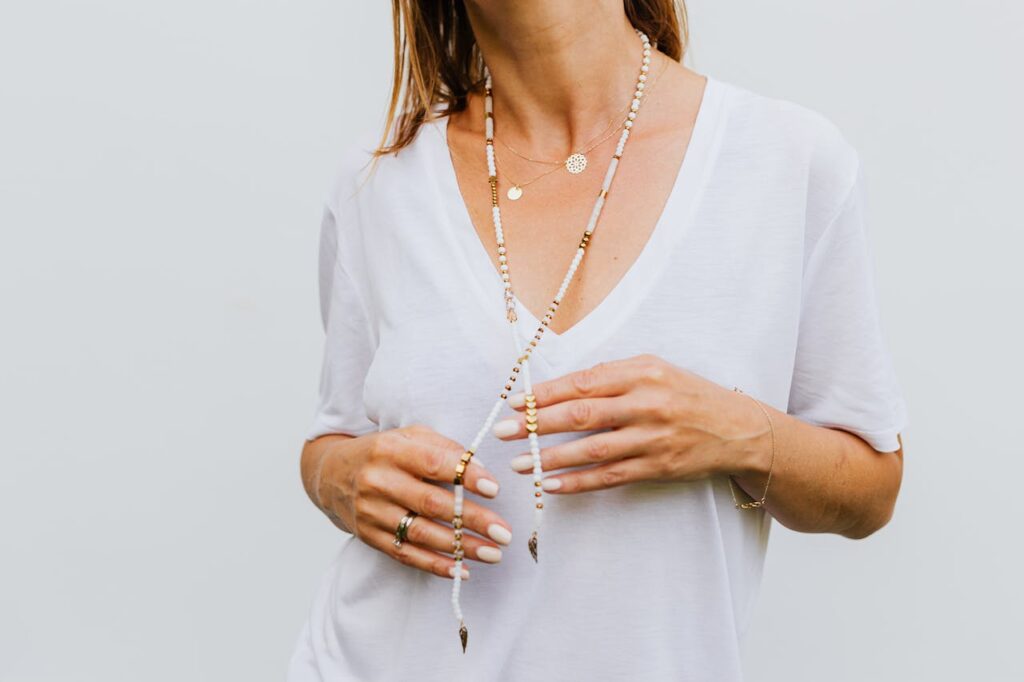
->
[[301, 425, 512, 579]]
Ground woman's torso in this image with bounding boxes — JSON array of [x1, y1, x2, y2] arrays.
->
[[291, 77, 862, 681]]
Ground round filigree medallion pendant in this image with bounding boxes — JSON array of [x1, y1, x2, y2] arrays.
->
[[507, 185, 523, 201], [565, 153, 588, 175]]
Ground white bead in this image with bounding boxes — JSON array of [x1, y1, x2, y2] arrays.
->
[[639, 74, 647, 82], [637, 82, 645, 90], [624, 120, 633, 128], [642, 56, 650, 65], [628, 111, 636, 120], [641, 64, 649, 72], [602, 158, 618, 190]]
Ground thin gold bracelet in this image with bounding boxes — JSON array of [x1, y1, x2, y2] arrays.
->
[[728, 387, 775, 510]]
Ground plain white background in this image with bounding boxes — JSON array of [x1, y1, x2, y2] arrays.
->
[[1, 2, 1021, 680]]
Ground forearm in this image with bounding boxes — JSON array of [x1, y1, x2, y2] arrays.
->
[[730, 407, 903, 539]]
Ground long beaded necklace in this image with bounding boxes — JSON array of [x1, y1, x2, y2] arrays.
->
[[450, 28, 654, 654]]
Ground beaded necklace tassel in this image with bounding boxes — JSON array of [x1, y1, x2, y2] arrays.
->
[[521, 356, 543, 561], [450, 29, 653, 653]]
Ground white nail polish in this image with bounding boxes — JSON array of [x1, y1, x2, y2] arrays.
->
[[508, 392, 526, 409], [477, 546, 503, 563], [509, 454, 532, 472], [492, 419, 519, 438], [477, 478, 500, 497], [448, 566, 470, 579], [487, 523, 513, 545], [541, 478, 562, 492]]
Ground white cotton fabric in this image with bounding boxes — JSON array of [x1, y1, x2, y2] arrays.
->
[[288, 77, 908, 681]]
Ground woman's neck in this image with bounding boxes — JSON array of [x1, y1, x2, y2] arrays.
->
[[464, 0, 643, 153]]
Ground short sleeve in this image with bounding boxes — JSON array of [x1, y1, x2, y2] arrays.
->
[[787, 162, 908, 452], [305, 200, 378, 441]]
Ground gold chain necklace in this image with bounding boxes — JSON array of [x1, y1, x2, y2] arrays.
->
[[494, 60, 666, 200]]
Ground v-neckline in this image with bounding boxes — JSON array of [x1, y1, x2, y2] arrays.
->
[[433, 76, 726, 368]]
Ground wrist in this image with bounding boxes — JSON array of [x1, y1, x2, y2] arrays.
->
[[723, 389, 774, 479]]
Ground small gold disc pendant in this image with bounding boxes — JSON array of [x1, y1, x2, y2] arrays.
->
[[507, 185, 523, 200], [565, 153, 588, 174]]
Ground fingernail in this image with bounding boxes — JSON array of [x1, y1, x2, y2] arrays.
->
[[448, 565, 470, 579], [508, 392, 526, 409], [487, 523, 512, 545], [492, 419, 520, 438], [477, 478, 500, 497], [477, 546, 503, 563], [541, 478, 562, 492], [509, 454, 532, 472]]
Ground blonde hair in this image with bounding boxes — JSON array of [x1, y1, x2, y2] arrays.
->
[[377, 0, 688, 156]]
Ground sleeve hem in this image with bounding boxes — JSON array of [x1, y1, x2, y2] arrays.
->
[[807, 419, 906, 453], [305, 414, 379, 443]]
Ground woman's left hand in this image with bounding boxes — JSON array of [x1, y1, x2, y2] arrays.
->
[[492, 354, 771, 494]]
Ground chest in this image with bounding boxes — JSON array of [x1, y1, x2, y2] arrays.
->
[[449, 117, 695, 337]]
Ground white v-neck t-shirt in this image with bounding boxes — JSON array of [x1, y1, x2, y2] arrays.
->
[[289, 77, 908, 681]]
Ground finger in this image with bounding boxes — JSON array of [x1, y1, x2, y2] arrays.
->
[[394, 475, 514, 547], [538, 458, 654, 495], [377, 501, 503, 564], [360, 525, 470, 580], [506, 357, 650, 410], [509, 428, 644, 472], [385, 429, 500, 497], [493, 395, 637, 440]]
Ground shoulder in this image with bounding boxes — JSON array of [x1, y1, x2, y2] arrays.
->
[[324, 119, 446, 220], [706, 78, 864, 238], [712, 78, 860, 197], [318, 118, 448, 279]]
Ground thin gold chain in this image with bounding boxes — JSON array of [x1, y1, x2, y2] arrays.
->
[[496, 100, 632, 166], [491, 55, 667, 165], [493, 148, 564, 190], [494, 59, 669, 192], [728, 388, 776, 510]]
